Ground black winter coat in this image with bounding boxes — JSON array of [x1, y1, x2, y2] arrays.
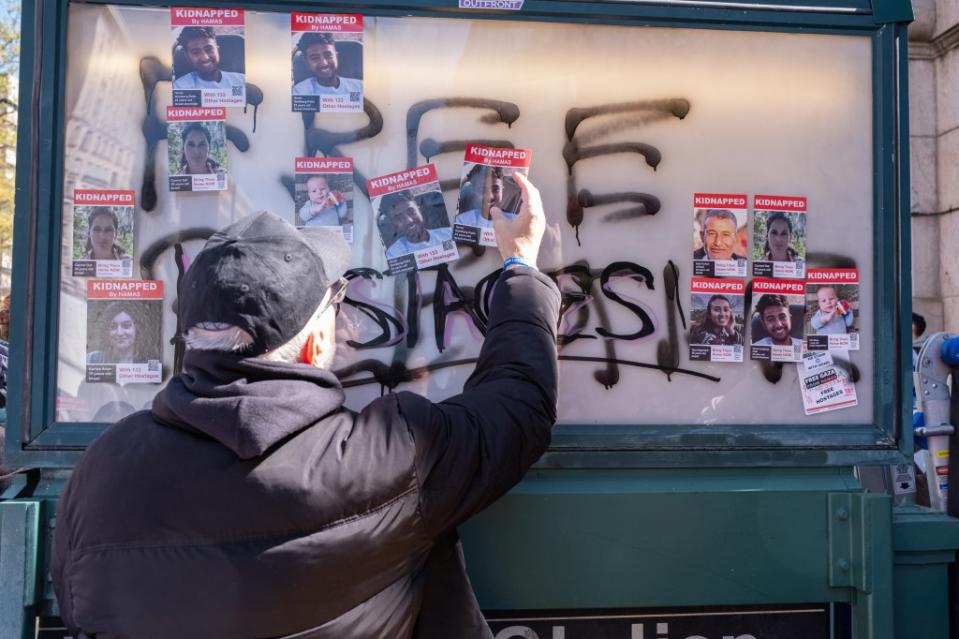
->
[[51, 267, 560, 639]]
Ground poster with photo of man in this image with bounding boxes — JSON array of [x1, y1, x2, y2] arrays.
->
[[749, 278, 806, 363], [692, 193, 748, 278], [453, 144, 532, 247], [71, 189, 135, 278], [688, 277, 745, 363], [751, 194, 807, 279], [167, 107, 229, 192], [367, 164, 458, 275], [294, 157, 354, 242], [170, 7, 246, 108], [86, 280, 164, 385], [805, 268, 860, 351], [291, 13, 364, 113]]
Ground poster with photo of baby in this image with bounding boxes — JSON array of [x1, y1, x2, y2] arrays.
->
[[86, 280, 164, 385], [805, 268, 860, 351], [749, 278, 806, 363], [294, 157, 354, 242], [751, 194, 807, 279], [688, 277, 745, 363], [291, 13, 364, 113], [71, 189, 135, 278], [367, 164, 458, 275], [167, 107, 228, 192], [692, 193, 748, 278], [171, 7, 246, 108], [453, 144, 532, 247]]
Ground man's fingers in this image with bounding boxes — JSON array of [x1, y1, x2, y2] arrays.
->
[[511, 172, 539, 219], [489, 206, 505, 223], [512, 170, 531, 191]]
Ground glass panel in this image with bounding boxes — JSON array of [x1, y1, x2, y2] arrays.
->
[[55, 4, 874, 427]]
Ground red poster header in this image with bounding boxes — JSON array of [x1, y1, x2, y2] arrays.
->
[[464, 144, 532, 168], [166, 106, 226, 122], [74, 189, 135, 206], [367, 164, 438, 198], [752, 278, 806, 295], [806, 268, 859, 284], [753, 194, 807, 212], [690, 277, 745, 295], [693, 193, 747, 209], [171, 7, 244, 26], [291, 13, 363, 33], [295, 157, 353, 173], [88, 280, 165, 300]]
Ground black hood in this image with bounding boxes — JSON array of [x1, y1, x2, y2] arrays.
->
[[152, 349, 345, 459]]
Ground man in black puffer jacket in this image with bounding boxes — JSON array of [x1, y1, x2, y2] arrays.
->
[[52, 173, 559, 638]]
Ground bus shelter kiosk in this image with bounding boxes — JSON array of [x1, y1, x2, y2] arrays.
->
[[5, 0, 958, 637]]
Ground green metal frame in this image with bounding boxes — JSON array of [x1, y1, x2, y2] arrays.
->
[[460, 466, 896, 632], [5, 0, 914, 470]]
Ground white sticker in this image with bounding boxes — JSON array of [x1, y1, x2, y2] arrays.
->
[[798, 350, 858, 415], [459, 0, 524, 9], [892, 463, 916, 495]]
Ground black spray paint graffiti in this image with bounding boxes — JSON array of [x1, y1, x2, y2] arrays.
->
[[420, 138, 513, 164], [406, 99, 520, 169], [129, 67, 733, 394], [117, 37, 846, 401], [657, 260, 685, 381], [404, 100, 522, 261], [323, 93, 690, 393], [302, 100, 384, 199], [336, 353, 719, 396], [332, 259, 712, 394], [278, 99, 385, 204], [577, 189, 661, 221], [139, 227, 217, 374], [138, 57, 261, 212], [564, 98, 689, 244], [556, 98, 689, 386]]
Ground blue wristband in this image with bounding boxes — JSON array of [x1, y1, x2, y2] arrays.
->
[[503, 256, 537, 271]]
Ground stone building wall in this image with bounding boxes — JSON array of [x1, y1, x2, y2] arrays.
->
[[910, 0, 959, 335]]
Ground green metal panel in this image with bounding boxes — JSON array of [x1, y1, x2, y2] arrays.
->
[[461, 469, 869, 609], [871, 0, 914, 24], [869, 22, 897, 453], [893, 563, 950, 639], [889, 506, 959, 639], [896, 23, 915, 462], [0, 500, 41, 639], [6, 0, 70, 468], [850, 492, 894, 639]]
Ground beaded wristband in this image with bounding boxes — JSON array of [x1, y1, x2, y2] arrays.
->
[[503, 256, 537, 271]]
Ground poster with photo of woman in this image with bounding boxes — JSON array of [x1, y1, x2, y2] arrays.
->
[[85, 280, 164, 384], [167, 106, 228, 192], [688, 277, 745, 363], [170, 7, 246, 108], [751, 194, 807, 279], [71, 189, 135, 277]]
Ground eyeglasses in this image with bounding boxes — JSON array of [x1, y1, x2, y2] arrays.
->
[[321, 277, 349, 315]]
